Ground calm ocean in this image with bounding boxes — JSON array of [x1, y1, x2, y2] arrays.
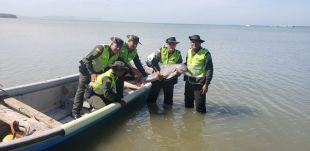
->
[[1, 18, 310, 151]]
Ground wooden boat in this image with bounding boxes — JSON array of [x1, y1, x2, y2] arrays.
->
[[0, 74, 152, 150]]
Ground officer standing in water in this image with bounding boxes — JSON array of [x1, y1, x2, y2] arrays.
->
[[184, 35, 213, 113], [146, 37, 183, 105], [72, 37, 124, 119]]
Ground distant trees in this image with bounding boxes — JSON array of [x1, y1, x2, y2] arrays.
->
[[0, 13, 17, 18]]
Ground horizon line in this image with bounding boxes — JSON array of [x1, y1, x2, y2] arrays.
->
[[15, 15, 310, 28]]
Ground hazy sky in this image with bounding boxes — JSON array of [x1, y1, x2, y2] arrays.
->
[[1, 0, 309, 26]]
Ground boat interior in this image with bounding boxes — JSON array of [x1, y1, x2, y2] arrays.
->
[[0, 79, 141, 142]]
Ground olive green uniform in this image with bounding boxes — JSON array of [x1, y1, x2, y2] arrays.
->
[[146, 47, 183, 105], [184, 48, 213, 113], [85, 69, 124, 109], [119, 42, 148, 77], [72, 45, 119, 115]]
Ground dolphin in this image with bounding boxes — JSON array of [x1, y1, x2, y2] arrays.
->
[[144, 64, 188, 82]]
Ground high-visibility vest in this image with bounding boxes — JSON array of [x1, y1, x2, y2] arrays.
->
[[91, 69, 117, 95], [92, 45, 119, 73], [187, 48, 209, 77], [119, 43, 137, 63], [160, 47, 181, 64]]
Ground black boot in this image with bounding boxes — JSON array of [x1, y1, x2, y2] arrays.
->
[[71, 112, 81, 119]]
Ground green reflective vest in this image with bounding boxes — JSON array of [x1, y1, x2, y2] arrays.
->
[[119, 43, 137, 63], [160, 47, 181, 64], [187, 48, 209, 77], [92, 45, 119, 73], [91, 69, 117, 95]]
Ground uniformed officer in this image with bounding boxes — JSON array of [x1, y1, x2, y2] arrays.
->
[[119, 35, 148, 80], [146, 37, 183, 105], [72, 37, 124, 119], [85, 61, 128, 110], [184, 35, 213, 113]]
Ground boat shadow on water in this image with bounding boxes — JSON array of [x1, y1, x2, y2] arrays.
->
[[46, 101, 146, 151]]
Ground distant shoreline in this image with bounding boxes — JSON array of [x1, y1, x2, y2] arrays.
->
[[0, 13, 17, 18], [2, 15, 309, 27]]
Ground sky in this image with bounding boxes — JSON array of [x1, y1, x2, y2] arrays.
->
[[1, 0, 309, 26]]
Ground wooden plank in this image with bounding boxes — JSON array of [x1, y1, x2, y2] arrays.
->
[[0, 104, 51, 133], [2, 97, 62, 128], [0, 104, 28, 124]]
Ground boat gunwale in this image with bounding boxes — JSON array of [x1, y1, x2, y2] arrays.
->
[[0, 74, 79, 98]]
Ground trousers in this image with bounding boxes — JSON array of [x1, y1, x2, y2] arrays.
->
[[184, 81, 206, 113]]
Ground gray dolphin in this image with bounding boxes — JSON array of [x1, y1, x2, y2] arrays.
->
[[144, 64, 188, 82]]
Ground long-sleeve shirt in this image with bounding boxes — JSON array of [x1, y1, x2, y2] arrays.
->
[[184, 48, 213, 85], [79, 45, 133, 75], [79, 45, 107, 74], [100, 76, 122, 103], [120, 44, 148, 77], [132, 54, 148, 77]]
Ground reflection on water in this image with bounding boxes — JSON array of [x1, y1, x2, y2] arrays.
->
[[146, 103, 207, 151], [206, 102, 258, 118]]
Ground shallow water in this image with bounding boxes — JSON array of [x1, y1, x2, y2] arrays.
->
[[1, 18, 310, 151]]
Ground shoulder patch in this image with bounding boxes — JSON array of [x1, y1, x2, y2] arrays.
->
[[92, 48, 101, 56], [157, 48, 162, 53]]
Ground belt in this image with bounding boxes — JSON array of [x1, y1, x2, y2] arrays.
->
[[186, 76, 205, 85]]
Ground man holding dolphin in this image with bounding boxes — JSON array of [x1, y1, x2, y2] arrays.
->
[[146, 37, 183, 105]]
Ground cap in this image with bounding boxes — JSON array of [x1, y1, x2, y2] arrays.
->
[[127, 35, 142, 45], [111, 37, 124, 47], [110, 61, 129, 71]]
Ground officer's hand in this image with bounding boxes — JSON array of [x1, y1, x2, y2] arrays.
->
[[91, 74, 97, 82], [119, 99, 127, 107], [135, 78, 145, 87], [138, 82, 145, 87], [132, 69, 142, 81], [140, 76, 146, 83], [134, 74, 142, 82], [201, 84, 209, 95], [157, 72, 164, 80], [175, 70, 182, 77]]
